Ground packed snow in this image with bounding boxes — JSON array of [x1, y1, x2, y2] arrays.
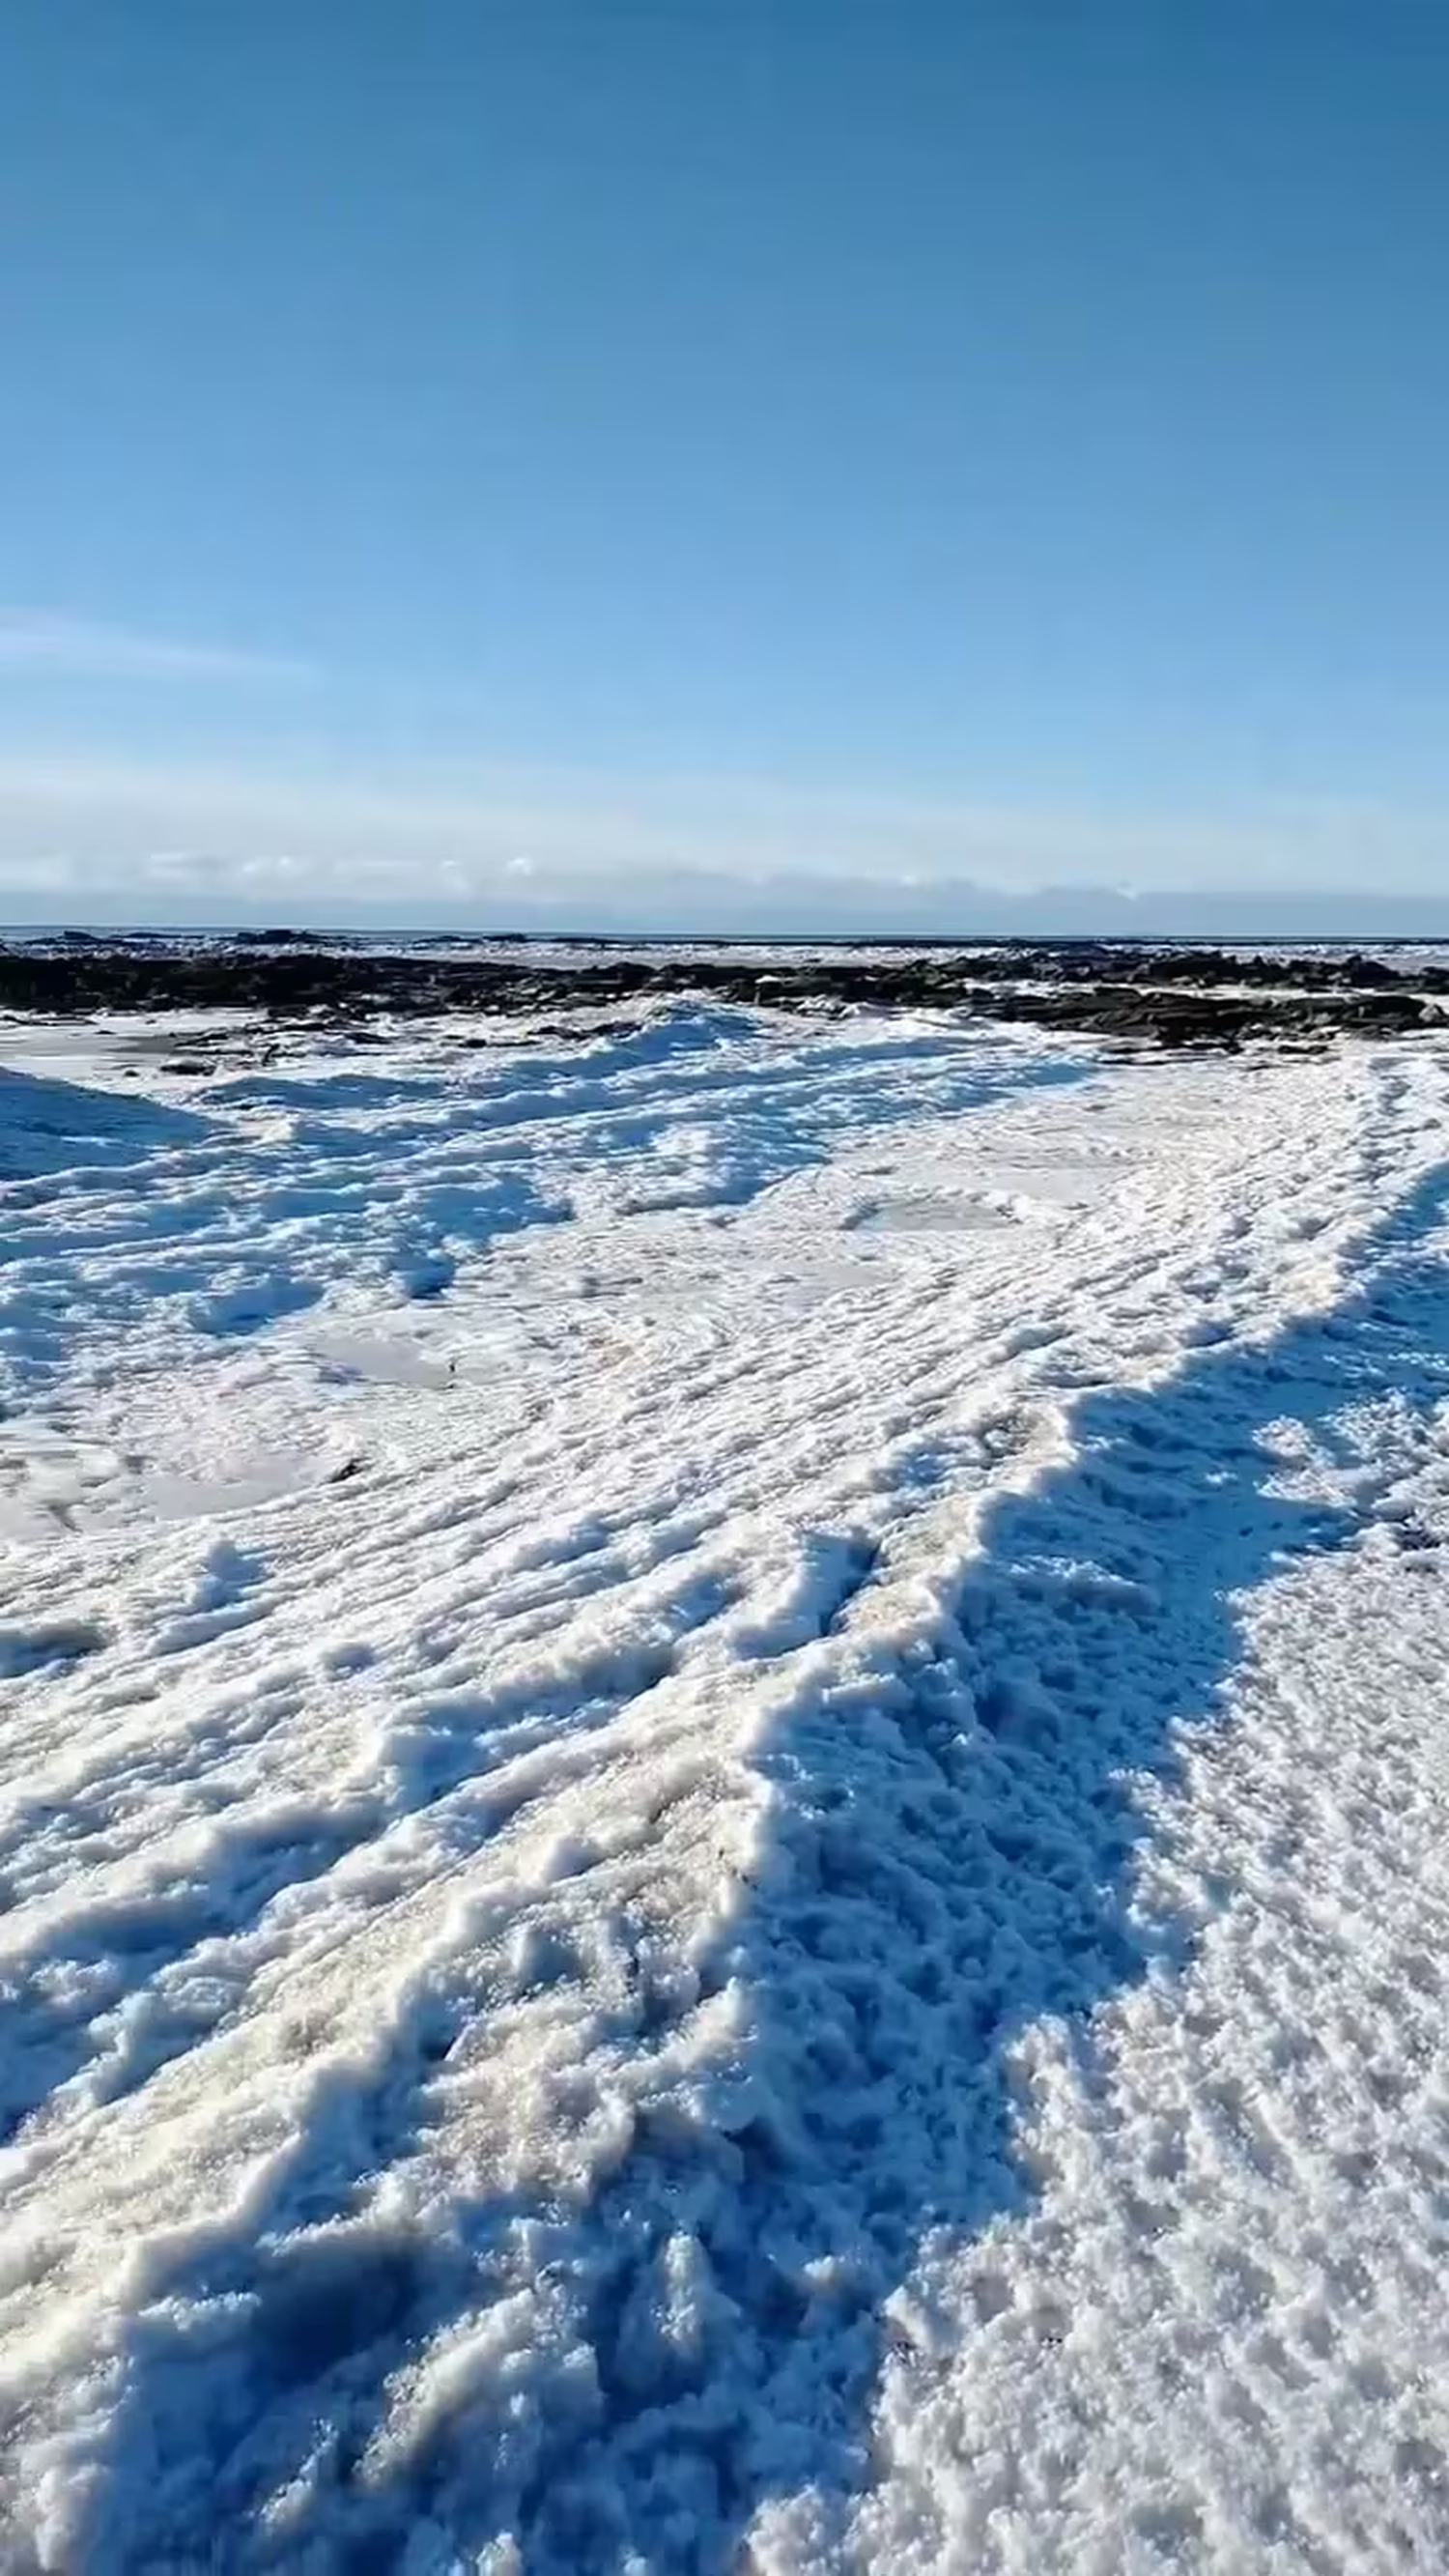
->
[[2, 1000, 1449, 2573]]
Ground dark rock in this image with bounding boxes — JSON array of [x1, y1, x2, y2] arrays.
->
[[0, 937, 1439, 1052]]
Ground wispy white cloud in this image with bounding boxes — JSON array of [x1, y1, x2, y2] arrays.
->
[[0, 750, 1441, 930], [0, 609, 313, 686]]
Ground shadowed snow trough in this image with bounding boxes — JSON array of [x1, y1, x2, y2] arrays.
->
[[2, 1003, 1449, 2572]]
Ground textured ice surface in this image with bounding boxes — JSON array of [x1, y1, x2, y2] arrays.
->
[[2, 1004, 1449, 2571]]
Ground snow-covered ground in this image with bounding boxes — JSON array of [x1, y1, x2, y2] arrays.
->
[[2, 1003, 1449, 2573]]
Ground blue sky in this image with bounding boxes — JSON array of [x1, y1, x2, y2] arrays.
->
[[1, 3, 1446, 929]]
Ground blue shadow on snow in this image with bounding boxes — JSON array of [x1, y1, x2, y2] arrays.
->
[[0, 1065, 212, 1184], [48, 1163, 1449, 2571]]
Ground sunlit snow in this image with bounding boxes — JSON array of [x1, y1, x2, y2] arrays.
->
[[2, 1002, 1449, 2571]]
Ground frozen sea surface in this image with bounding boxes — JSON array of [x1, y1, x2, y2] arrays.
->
[[2, 1003, 1449, 2572]]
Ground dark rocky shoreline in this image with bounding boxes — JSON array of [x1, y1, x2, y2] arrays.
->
[[2, 936, 1445, 1050]]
